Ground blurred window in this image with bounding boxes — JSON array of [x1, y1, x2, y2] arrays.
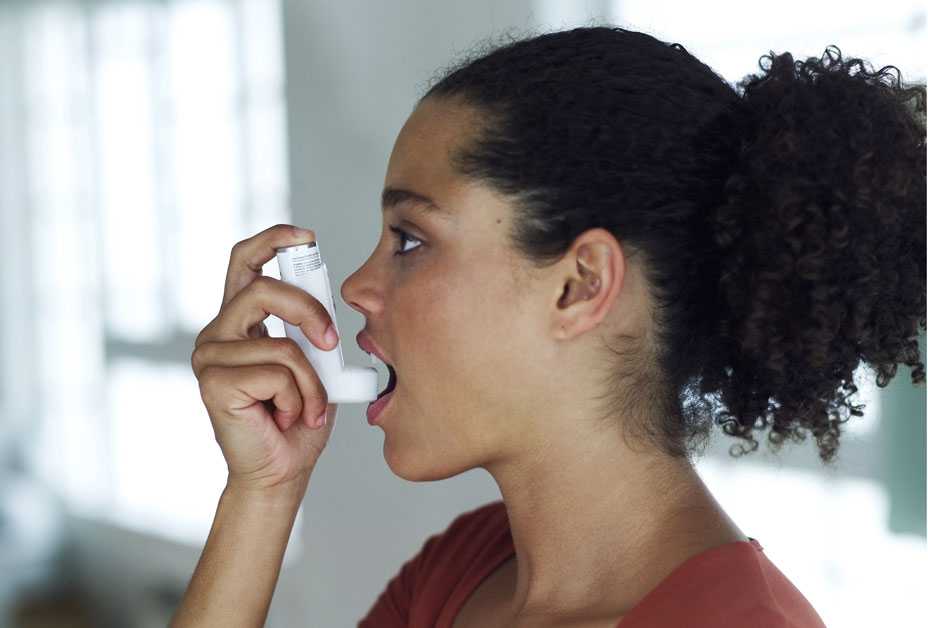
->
[[0, 0, 300, 558]]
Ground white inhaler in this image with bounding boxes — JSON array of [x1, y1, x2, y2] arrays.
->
[[275, 240, 378, 403]]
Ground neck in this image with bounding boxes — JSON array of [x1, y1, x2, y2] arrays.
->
[[486, 426, 746, 620]]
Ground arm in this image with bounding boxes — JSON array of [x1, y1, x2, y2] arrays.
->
[[170, 475, 310, 628]]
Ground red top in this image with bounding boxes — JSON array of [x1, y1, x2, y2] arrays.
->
[[358, 500, 828, 627]]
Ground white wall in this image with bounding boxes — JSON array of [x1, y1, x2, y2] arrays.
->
[[276, 1, 616, 625]]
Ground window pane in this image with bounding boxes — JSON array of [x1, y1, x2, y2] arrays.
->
[[11, 0, 293, 542], [95, 4, 167, 341], [23, 3, 110, 510], [107, 358, 228, 539], [241, 0, 284, 90], [167, 0, 246, 330], [246, 102, 287, 198]]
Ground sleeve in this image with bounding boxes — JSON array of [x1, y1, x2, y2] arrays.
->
[[356, 530, 443, 627]]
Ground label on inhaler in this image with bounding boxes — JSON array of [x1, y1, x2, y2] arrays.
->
[[289, 246, 323, 276]]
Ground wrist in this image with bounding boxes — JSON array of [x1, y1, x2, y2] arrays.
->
[[224, 472, 311, 508]]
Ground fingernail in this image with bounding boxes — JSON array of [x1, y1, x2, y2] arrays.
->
[[315, 410, 327, 428], [323, 324, 338, 347]]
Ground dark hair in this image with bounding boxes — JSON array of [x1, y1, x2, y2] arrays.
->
[[420, 25, 926, 465]]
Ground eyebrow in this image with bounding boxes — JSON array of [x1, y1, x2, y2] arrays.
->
[[381, 186, 450, 218]]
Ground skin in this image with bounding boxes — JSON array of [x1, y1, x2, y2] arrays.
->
[[340, 96, 748, 624]]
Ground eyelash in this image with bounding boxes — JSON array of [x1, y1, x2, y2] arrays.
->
[[388, 225, 423, 257]]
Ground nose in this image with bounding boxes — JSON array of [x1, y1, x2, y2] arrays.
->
[[341, 257, 382, 319]]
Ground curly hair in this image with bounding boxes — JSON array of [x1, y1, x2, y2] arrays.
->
[[419, 25, 926, 465]]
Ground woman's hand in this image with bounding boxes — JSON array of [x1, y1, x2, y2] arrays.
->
[[191, 224, 339, 493]]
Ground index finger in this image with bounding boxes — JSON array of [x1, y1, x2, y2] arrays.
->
[[222, 224, 316, 308]]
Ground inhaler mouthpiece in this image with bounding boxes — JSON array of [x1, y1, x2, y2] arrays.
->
[[275, 241, 378, 404]]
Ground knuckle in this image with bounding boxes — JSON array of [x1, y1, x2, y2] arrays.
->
[[194, 316, 217, 347], [250, 275, 275, 295], [272, 337, 304, 363], [190, 341, 213, 375], [230, 238, 248, 257]]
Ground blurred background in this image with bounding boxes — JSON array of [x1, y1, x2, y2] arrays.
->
[[0, 0, 924, 626]]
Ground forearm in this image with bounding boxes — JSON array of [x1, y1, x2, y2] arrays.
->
[[170, 476, 310, 628]]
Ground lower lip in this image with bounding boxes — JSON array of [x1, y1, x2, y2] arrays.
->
[[367, 389, 395, 425]]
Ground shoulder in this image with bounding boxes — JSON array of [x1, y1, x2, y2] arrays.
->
[[722, 540, 827, 628], [624, 539, 828, 628]]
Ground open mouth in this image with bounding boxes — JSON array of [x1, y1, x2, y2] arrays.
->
[[377, 363, 397, 400]]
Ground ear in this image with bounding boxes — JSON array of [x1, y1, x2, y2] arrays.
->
[[553, 228, 626, 341]]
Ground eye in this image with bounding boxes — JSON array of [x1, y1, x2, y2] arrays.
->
[[388, 225, 423, 256]]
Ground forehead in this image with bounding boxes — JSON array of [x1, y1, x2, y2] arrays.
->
[[384, 97, 478, 197]]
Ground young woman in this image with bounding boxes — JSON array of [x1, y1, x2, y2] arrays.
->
[[172, 26, 925, 628]]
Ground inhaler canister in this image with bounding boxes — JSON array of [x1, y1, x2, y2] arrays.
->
[[275, 240, 378, 403]]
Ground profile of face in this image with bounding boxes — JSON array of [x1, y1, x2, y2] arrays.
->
[[341, 96, 631, 482]]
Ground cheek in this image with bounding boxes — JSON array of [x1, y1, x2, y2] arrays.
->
[[402, 279, 460, 353], [401, 268, 523, 387]]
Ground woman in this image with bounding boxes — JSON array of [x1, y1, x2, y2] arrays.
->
[[171, 26, 926, 628]]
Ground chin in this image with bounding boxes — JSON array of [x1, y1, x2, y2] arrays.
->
[[383, 439, 475, 483]]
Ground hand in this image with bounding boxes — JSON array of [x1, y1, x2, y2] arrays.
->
[[191, 224, 339, 493]]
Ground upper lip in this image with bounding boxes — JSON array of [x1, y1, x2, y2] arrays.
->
[[357, 330, 392, 365]]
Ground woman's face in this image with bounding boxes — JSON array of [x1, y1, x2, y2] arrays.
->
[[341, 97, 557, 481]]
